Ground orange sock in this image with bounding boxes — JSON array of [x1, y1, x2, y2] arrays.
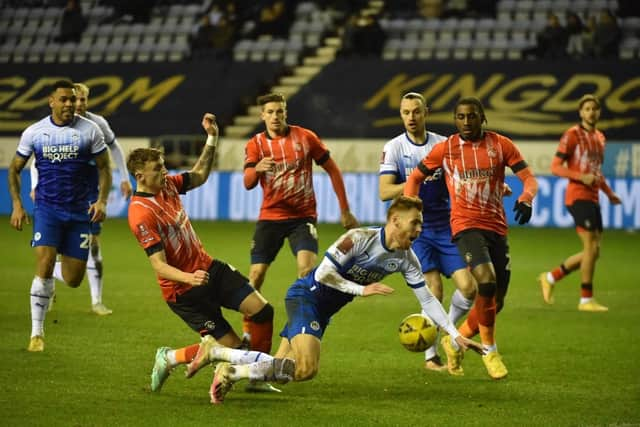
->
[[247, 320, 273, 354], [242, 315, 251, 335], [458, 307, 479, 338], [175, 343, 200, 364], [475, 294, 496, 346]]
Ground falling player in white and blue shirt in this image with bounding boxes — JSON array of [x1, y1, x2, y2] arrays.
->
[[8, 79, 112, 352], [379, 92, 477, 373], [29, 82, 132, 316], [267, 196, 484, 384]]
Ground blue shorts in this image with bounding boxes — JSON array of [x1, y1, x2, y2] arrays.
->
[[279, 273, 353, 341], [411, 227, 466, 277], [32, 205, 91, 260]]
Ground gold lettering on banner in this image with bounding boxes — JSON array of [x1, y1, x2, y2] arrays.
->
[[8, 77, 69, 111], [368, 73, 638, 135], [0, 75, 184, 132], [607, 78, 640, 112], [104, 76, 185, 112], [543, 74, 611, 111]]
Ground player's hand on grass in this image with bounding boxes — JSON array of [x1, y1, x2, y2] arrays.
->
[[362, 282, 394, 297], [340, 210, 359, 230], [10, 206, 29, 231], [455, 336, 485, 355], [188, 269, 210, 286]]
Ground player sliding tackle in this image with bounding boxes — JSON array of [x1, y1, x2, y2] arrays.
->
[[188, 196, 484, 401]]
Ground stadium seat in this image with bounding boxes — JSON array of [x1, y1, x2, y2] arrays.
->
[[382, 38, 402, 60]]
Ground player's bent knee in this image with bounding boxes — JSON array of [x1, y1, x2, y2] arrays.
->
[[249, 303, 274, 324]]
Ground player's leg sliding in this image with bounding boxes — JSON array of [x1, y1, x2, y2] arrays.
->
[[150, 343, 200, 392], [28, 276, 55, 352], [209, 357, 295, 404]]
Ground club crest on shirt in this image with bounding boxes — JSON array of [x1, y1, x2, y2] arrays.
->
[[487, 146, 497, 158], [384, 260, 399, 272], [310, 321, 320, 331]]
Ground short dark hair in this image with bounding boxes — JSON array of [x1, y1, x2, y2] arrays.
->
[[51, 79, 75, 94], [127, 148, 163, 175], [387, 195, 423, 221], [257, 93, 286, 107], [578, 94, 601, 110], [455, 97, 487, 124]]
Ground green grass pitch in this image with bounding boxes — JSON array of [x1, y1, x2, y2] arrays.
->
[[0, 217, 638, 426]]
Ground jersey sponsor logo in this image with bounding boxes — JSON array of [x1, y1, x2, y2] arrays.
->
[[42, 143, 80, 162]]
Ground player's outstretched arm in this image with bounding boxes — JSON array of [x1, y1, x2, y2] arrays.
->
[[188, 113, 219, 190], [8, 155, 29, 231], [362, 282, 394, 296]]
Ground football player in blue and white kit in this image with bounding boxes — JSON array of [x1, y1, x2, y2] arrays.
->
[[261, 196, 484, 384], [30, 82, 132, 316], [379, 92, 477, 373], [8, 79, 112, 352]]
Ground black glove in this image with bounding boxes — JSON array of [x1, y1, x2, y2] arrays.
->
[[513, 200, 532, 225]]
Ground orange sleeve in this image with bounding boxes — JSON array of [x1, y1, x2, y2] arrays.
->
[[550, 130, 582, 181], [403, 166, 425, 197], [322, 157, 349, 212], [243, 138, 260, 189], [515, 167, 538, 204]]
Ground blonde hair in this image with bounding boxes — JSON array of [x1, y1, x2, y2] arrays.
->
[[74, 82, 90, 97], [387, 196, 423, 221]]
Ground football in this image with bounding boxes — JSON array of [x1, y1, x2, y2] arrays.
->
[[398, 313, 437, 352]]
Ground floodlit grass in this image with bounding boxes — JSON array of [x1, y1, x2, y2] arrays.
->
[[0, 218, 638, 426]]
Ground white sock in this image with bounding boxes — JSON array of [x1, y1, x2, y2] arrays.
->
[[483, 343, 498, 353], [211, 346, 272, 365], [52, 260, 63, 283], [449, 289, 474, 325], [165, 349, 178, 367], [424, 341, 438, 360], [86, 249, 103, 305], [229, 359, 276, 382], [30, 276, 54, 337], [546, 272, 556, 285], [580, 297, 592, 304]]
